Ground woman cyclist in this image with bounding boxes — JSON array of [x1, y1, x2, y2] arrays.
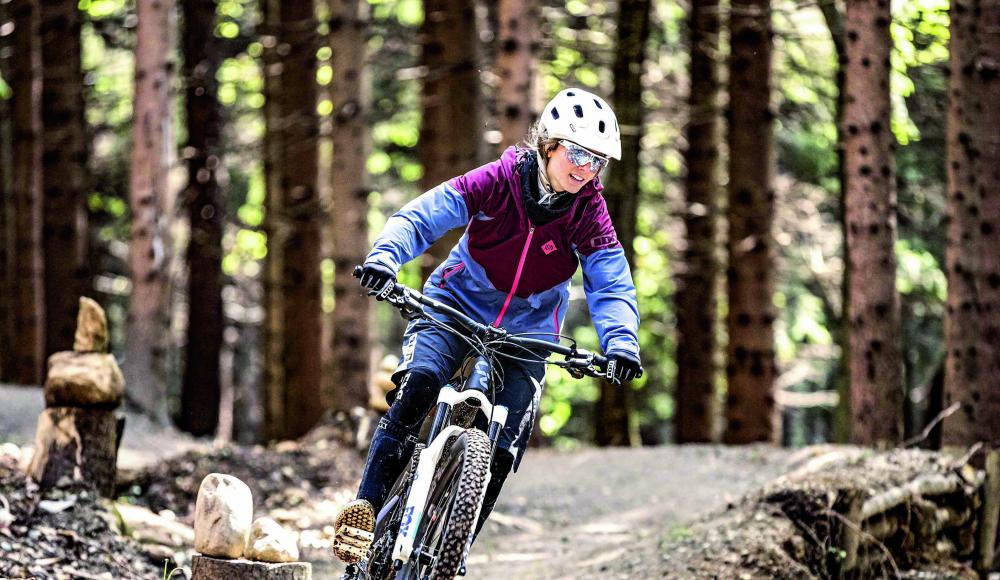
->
[[333, 88, 643, 564]]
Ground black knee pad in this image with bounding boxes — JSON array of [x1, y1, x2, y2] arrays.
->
[[384, 369, 441, 434], [491, 448, 515, 480]]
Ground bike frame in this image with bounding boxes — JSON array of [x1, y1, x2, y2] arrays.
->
[[351, 266, 623, 578]]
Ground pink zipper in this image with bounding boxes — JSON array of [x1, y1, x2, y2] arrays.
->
[[438, 263, 465, 287], [493, 226, 535, 326]]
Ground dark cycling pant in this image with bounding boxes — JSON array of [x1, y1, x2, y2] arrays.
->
[[356, 311, 545, 537]]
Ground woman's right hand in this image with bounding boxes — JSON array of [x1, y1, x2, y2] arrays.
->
[[358, 262, 396, 297]]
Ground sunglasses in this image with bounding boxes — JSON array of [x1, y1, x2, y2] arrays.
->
[[559, 140, 609, 173]]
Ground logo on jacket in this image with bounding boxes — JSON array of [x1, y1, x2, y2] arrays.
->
[[541, 240, 557, 255]]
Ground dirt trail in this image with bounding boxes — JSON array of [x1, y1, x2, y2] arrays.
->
[[465, 445, 794, 580], [2, 385, 796, 579]]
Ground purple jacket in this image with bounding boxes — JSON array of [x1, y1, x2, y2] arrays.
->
[[367, 147, 640, 358]]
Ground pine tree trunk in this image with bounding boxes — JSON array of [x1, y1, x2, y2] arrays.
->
[[329, 0, 372, 413], [125, 0, 174, 421], [263, 0, 324, 440], [495, 0, 539, 150], [418, 0, 481, 282], [262, 0, 287, 441], [0, 1, 9, 382], [817, 0, 852, 445], [3, 0, 46, 385], [40, 0, 90, 358], [723, 0, 778, 445], [179, 0, 224, 436], [844, 0, 903, 446], [943, 0, 1000, 449], [595, 0, 650, 448], [674, 0, 721, 444]]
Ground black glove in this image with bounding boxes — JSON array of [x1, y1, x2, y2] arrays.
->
[[606, 351, 643, 385], [359, 262, 396, 299]]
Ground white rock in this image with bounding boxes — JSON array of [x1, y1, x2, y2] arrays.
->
[[245, 517, 299, 563], [194, 473, 254, 559]]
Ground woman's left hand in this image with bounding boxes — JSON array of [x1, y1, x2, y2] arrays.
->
[[606, 352, 643, 384]]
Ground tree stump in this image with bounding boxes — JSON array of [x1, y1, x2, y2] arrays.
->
[[27, 298, 124, 497], [191, 556, 311, 580], [26, 407, 121, 496]]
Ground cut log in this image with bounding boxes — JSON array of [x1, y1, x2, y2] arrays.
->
[[976, 451, 1000, 572], [191, 555, 311, 580], [860, 473, 961, 520], [26, 407, 119, 496]]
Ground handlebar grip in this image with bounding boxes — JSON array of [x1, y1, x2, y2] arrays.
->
[[352, 265, 364, 279]]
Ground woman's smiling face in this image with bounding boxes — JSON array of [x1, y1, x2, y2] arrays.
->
[[546, 143, 600, 194]]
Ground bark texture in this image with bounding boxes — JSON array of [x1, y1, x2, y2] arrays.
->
[[262, 0, 286, 440], [674, 0, 721, 444], [27, 407, 121, 497], [328, 0, 372, 413], [125, 0, 174, 420], [263, 0, 324, 440], [2, 0, 46, 385], [40, 0, 90, 357], [496, 0, 539, 149], [723, 0, 778, 444], [190, 555, 312, 580], [844, 0, 904, 446], [0, 1, 8, 382], [179, 0, 224, 436], [418, 0, 481, 281], [942, 0, 1000, 449], [595, 0, 650, 448], [818, 0, 852, 444]]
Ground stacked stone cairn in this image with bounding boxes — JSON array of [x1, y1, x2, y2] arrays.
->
[[192, 473, 312, 580], [27, 297, 124, 497]]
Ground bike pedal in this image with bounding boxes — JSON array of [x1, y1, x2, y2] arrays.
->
[[333, 500, 375, 564]]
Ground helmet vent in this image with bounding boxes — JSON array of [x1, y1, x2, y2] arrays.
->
[[599, 120, 606, 133], [594, 99, 603, 109], [567, 91, 576, 96], [551, 108, 560, 120], [573, 105, 583, 118]]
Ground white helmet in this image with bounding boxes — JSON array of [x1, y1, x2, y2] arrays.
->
[[539, 88, 621, 160]]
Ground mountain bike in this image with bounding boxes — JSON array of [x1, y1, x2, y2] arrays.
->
[[343, 266, 620, 580]]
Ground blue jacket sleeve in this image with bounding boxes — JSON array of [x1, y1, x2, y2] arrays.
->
[[365, 182, 471, 272], [580, 247, 641, 357]]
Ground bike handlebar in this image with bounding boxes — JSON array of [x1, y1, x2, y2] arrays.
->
[[353, 265, 613, 378]]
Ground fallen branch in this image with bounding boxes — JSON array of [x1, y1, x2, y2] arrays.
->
[[860, 474, 961, 521], [901, 402, 960, 448]]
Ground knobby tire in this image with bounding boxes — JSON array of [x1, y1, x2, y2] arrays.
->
[[396, 429, 491, 580]]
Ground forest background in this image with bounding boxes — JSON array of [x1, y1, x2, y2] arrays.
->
[[0, 0, 996, 453]]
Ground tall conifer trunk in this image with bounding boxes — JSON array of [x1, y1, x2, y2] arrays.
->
[[942, 0, 1000, 449], [844, 0, 903, 446], [40, 0, 90, 357], [723, 0, 778, 444], [262, 0, 286, 440], [496, 0, 539, 149], [418, 0, 480, 282], [263, 0, 323, 439], [125, 0, 174, 420], [675, 0, 721, 444], [595, 0, 650, 447], [2, 0, 46, 384], [179, 0, 224, 435], [329, 0, 372, 412]]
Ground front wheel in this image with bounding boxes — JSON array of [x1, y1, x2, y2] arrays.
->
[[397, 429, 491, 580]]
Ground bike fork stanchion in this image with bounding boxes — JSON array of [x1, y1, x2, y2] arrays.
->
[[427, 402, 452, 442]]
